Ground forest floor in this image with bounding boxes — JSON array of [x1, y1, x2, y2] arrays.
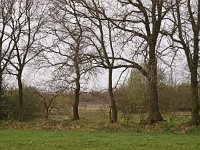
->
[[0, 110, 194, 133]]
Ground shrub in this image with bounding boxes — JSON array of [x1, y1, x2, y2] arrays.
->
[[2, 86, 43, 120]]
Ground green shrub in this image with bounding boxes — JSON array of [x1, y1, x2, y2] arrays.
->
[[2, 86, 43, 120]]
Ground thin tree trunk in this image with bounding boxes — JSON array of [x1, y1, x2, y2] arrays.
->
[[17, 74, 24, 121], [72, 64, 80, 120], [72, 85, 80, 120], [108, 68, 117, 123], [190, 68, 200, 125], [0, 34, 3, 115], [45, 107, 50, 119], [0, 72, 3, 119]]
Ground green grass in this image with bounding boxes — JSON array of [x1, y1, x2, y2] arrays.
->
[[0, 129, 200, 150], [0, 111, 199, 149]]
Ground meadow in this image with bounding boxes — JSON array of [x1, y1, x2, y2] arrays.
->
[[0, 110, 200, 150], [0, 129, 200, 150]]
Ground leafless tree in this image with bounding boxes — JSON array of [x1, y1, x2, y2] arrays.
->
[[35, 88, 58, 119], [81, 5, 119, 123], [7, 0, 46, 121], [107, 0, 175, 123], [74, 0, 174, 123], [67, 0, 134, 123], [169, 0, 200, 125], [0, 0, 16, 118], [43, 0, 94, 120]]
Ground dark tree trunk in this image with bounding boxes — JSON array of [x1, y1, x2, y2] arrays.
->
[[0, 73, 3, 119], [108, 68, 117, 123], [45, 109, 49, 119], [0, 33, 3, 116], [17, 73, 24, 121], [190, 69, 200, 125], [72, 63, 80, 120], [146, 41, 163, 124], [189, 29, 200, 125], [147, 76, 163, 123], [174, 0, 200, 125], [45, 107, 50, 119], [72, 85, 80, 120]]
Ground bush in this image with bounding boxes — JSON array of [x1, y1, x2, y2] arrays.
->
[[2, 86, 43, 120], [116, 70, 147, 124], [158, 83, 191, 112], [116, 68, 192, 124]]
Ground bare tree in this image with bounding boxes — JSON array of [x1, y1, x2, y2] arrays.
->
[[169, 0, 200, 125], [35, 89, 58, 119], [7, 0, 46, 121], [74, 0, 174, 123], [44, 0, 94, 120], [0, 0, 16, 118], [106, 0, 176, 123], [68, 0, 133, 123], [80, 5, 119, 123]]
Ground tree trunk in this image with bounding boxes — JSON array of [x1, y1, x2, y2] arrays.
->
[[108, 68, 117, 123], [147, 76, 163, 123], [72, 87, 80, 120], [72, 65, 80, 120], [189, 29, 200, 125], [45, 107, 50, 119], [17, 74, 24, 121], [190, 68, 200, 125], [0, 71, 2, 96], [0, 72, 3, 119], [146, 42, 163, 124]]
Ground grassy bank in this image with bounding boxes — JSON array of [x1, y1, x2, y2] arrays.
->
[[0, 129, 200, 150]]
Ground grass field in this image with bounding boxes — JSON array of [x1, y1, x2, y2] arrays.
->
[[0, 129, 200, 150], [0, 110, 200, 150]]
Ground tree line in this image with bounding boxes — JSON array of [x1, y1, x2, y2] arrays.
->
[[0, 0, 200, 125]]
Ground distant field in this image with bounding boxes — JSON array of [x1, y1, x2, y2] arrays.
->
[[0, 129, 200, 150]]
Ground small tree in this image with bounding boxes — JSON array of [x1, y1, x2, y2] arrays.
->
[[116, 69, 147, 124], [35, 90, 58, 119]]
